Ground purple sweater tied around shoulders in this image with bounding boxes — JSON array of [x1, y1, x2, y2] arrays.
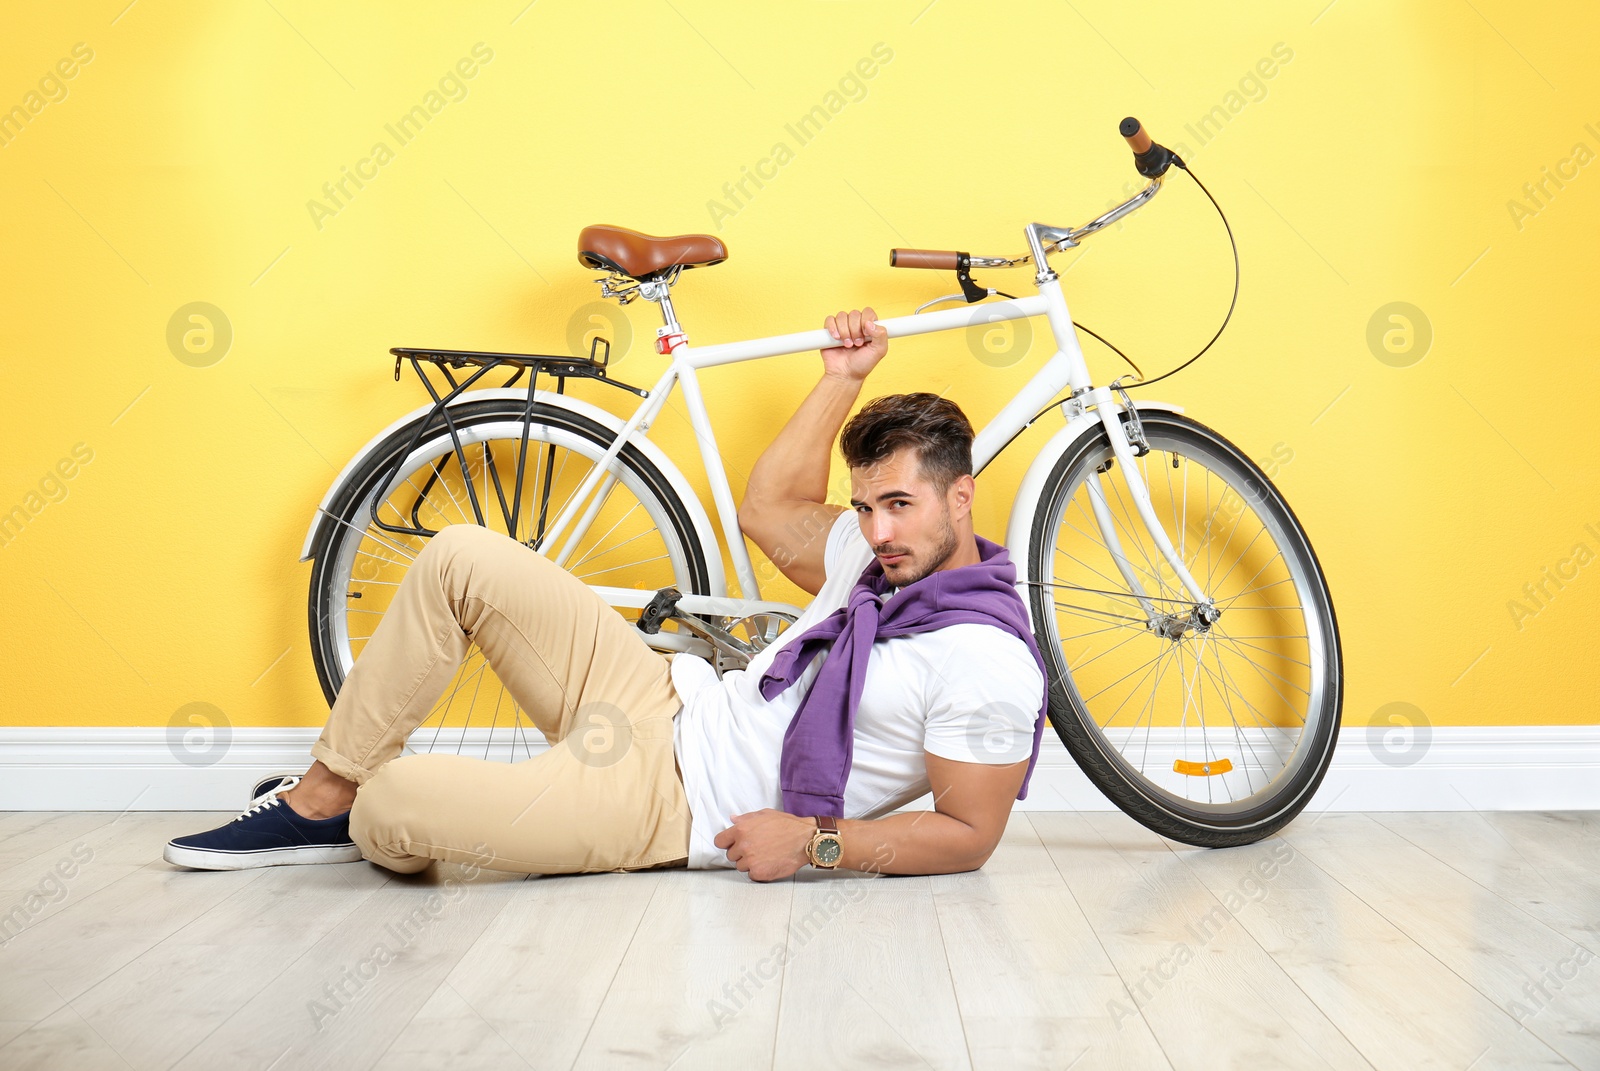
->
[[757, 533, 1049, 819]]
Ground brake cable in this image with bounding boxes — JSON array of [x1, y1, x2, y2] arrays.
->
[[1024, 158, 1240, 428]]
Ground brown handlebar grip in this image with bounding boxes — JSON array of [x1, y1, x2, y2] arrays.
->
[[890, 248, 963, 270], [1120, 116, 1152, 154]]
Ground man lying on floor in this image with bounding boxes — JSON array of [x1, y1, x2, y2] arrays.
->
[[165, 307, 1047, 881]]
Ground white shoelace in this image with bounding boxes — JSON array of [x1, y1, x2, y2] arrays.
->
[[235, 775, 303, 822]]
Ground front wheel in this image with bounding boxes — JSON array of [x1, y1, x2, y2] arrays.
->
[[1027, 411, 1342, 847]]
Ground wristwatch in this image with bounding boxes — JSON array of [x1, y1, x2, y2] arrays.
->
[[806, 815, 843, 869]]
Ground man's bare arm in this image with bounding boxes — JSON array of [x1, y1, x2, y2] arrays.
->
[[737, 308, 888, 596], [833, 752, 1026, 875], [712, 752, 1026, 881]]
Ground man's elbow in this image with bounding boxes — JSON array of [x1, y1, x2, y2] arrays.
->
[[933, 832, 1000, 875], [929, 853, 989, 876], [961, 840, 1000, 872], [736, 493, 774, 540]]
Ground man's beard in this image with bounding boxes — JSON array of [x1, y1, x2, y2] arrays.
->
[[876, 509, 959, 587]]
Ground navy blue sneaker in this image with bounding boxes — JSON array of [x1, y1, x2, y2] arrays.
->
[[164, 790, 361, 870]]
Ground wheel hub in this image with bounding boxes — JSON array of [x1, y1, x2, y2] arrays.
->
[[1149, 602, 1221, 641]]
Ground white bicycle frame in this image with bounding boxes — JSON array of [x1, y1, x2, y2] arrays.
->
[[528, 176, 1217, 632]]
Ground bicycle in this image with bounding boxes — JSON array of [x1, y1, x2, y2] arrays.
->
[[297, 118, 1342, 848]]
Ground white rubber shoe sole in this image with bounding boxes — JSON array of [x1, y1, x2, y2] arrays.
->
[[162, 841, 363, 871]]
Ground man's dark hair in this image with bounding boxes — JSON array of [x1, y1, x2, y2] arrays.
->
[[839, 393, 974, 493]]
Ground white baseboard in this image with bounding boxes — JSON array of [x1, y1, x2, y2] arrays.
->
[[0, 726, 1596, 812]]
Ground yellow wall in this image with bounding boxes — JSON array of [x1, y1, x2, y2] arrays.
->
[[2, 2, 1595, 734]]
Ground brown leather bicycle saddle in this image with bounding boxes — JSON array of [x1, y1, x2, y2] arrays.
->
[[577, 224, 727, 279]]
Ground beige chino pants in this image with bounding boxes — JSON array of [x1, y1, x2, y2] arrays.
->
[[310, 523, 692, 875]]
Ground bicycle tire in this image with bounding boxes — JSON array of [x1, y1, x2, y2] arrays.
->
[[306, 397, 713, 748], [1026, 411, 1342, 847]]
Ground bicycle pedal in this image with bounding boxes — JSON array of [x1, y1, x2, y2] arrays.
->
[[637, 586, 682, 635]]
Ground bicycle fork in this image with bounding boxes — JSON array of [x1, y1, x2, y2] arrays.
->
[[1082, 384, 1219, 635]]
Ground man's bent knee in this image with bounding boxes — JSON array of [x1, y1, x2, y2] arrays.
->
[[419, 523, 553, 598], [348, 755, 448, 872]]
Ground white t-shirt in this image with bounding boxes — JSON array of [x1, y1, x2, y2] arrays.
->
[[670, 511, 1045, 870]]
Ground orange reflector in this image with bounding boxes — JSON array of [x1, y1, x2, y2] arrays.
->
[[1173, 757, 1234, 777]]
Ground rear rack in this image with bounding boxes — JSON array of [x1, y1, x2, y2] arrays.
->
[[366, 339, 647, 541], [389, 338, 647, 397]]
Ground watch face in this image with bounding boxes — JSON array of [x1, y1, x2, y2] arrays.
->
[[814, 836, 843, 866]]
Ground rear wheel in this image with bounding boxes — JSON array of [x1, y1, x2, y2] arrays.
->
[[307, 398, 712, 760], [1027, 411, 1342, 846]]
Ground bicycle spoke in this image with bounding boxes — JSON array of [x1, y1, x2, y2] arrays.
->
[[1043, 580, 1202, 607], [1196, 637, 1263, 797], [1210, 631, 1312, 698], [1213, 569, 1294, 610], [570, 553, 671, 580], [483, 679, 504, 762], [1054, 536, 1153, 596], [425, 453, 475, 529], [318, 507, 417, 562], [1082, 648, 1174, 706], [424, 650, 488, 751], [1202, 470, 1254, 592], [1206, 639, 1310, 733], [1130, 646, 1179, 775], [460, 650, 490, 754], [1213, 633, 1311, 668], [570, 502, 650, 570], [1059, 621, 1150, 643], [1108, 464, 1179, 603], [353, 545, 413, 573], [1197, 647, 1296, 759], [1083, 640, 1160, 732], [1061, 497, 1173, 597], [1066, 494, 1169, 592], [1208, 523, 1269, 598], [1065, 628, 1150, 672], [1052, 601, 1148, 626]]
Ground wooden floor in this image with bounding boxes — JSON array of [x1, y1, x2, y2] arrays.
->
[[0, 809, 1596, 1070]]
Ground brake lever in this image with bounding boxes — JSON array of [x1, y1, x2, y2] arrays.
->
[[914, 265, 1017, 314]]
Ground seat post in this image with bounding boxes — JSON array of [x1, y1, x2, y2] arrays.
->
[[638, 277, 685, 351], [655, 288, 680, 332]]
